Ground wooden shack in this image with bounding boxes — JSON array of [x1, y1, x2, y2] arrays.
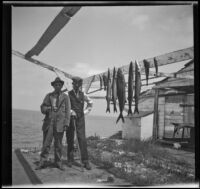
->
[[122, 60, 194, 144], [153, 60, 194, 144]]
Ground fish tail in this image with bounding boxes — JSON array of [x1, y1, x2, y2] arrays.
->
[[128, 108, 132, 116], [114, 104, 117, 113], [134, 107, 139, 114], [116, 113, 124, 123], [106, 107, 110, 113]]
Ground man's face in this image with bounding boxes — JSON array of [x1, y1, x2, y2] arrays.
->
[[53, 82, 63, 93], [73, 82, 82, 91]]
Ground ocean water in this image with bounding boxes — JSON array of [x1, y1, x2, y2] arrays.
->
[[12, 109, 121, 149]]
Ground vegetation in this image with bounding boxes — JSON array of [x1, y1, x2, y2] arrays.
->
[[87, 136, 195, 186]]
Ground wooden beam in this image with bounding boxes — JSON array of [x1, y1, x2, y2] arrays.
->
[[147, 70, 194, 79], [153, 78, 194, 89], [83, 47, 193, 85], [152, 89, 159, 139], [12, 50, 74, 79], [25, 7, 81, 57]]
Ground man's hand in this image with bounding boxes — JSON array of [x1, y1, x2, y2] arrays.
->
[[46, 106, 52, 113], [71, 110, 77, 117], [84, 107, 92, 115]]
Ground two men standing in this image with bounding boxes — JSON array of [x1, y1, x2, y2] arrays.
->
[[37, 76, 93, 171]]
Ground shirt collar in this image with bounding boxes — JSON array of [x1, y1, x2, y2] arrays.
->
[[52, 91, 62, 96]]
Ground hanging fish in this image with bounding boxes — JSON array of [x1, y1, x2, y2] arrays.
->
[[116, 68, 126, 123], [103, 74, 107, 91], [143, 59, 150, 85], [127, 61, 134, 115], [99, 74, 103, 90], [112, 67, 118, 113], [106, 69, 112, 113], [154, 57, 158, 77], [134, 60, 142, 114]]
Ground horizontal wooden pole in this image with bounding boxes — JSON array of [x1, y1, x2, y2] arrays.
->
[[12, 50, 74, 79], [83, 47, 193, 85]]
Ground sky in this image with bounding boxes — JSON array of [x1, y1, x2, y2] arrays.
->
[[12, 5, 194, 115]]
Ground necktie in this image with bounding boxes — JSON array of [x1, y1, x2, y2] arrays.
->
[[56, 93, 59, 108]]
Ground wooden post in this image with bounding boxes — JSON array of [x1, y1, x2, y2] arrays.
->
[[153, 89, 159, 139]]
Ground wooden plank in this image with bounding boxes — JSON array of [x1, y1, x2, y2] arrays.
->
[[12, 50, 74, 79], [153, 78, 194, 89], [83, 47, 193, 85], [25, 7, 81, 57], [147, 70, 194, 79], [15, 149, 42, 185], [152, 89, 159, 139]]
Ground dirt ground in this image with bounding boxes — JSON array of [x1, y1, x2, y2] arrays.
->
[[162, 147, 195, 169], [13, 149, 131, 187], [12, 139, 196, 187]]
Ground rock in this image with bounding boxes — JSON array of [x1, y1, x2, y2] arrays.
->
[[20, 149, 29, 153], [173, 143, 181, 149], [107, 175, 114, 182], [118, 150, 125, 155], [97, 175, 115, 183]]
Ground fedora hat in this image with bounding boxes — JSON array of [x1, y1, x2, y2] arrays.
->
[[51, 77, 64, 86], [72, 76, 83, 86]]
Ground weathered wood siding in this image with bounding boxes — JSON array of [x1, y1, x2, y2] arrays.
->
[[139, 97, 154, 112], [183, 94, 194, 124], [164, 95, 185, 138], [158, 97, 165, 139]]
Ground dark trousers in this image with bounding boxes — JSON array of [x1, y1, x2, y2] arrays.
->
[[66, 116, 88, 163], [40, 120, 64, 164]]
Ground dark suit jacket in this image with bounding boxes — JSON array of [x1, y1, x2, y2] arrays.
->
[[41, 91, 71, 132]]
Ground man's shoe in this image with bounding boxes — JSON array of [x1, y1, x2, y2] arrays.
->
[[35, 161, 45, 170], [56, 163, 65, 171], [84, 162, 92, 170]]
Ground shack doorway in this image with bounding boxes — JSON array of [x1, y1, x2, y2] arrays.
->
[[164, 95, 184, 139]]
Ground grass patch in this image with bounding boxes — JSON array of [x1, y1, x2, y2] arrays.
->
[[88, 138, 195, 185], [121, 138, 169, 159]]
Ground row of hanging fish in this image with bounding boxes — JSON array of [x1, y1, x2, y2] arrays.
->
[[127, 60, 142, 116], [102, 67, 126, 123], [143, 57, 159, 85], [102, 58, 158, 123]]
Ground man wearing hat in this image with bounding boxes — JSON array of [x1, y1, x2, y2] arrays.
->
[[66, 76, 93, 170], [36, 77, 71, 171]]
